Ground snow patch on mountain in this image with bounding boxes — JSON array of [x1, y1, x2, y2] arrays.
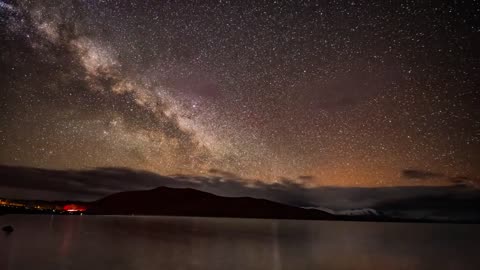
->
[[303, 207, 380, 216], [336, 208, 379, 216]]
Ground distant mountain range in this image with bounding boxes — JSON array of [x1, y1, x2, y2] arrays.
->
[[87, 186, 334, 220], [1, 165, 479, 223], [86, 187, 479, 223]]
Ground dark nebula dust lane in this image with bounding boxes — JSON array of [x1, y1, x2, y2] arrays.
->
[[0, 0, 479, 187]]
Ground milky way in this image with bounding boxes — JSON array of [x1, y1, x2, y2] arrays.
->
[[1, 0, 479, 186]]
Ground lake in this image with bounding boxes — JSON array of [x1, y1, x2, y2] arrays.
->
[[1, 215, 479, 270]]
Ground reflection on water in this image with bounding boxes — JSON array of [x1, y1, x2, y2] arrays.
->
[[1, 215, 479, 270]]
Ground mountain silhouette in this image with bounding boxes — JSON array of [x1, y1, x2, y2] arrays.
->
[[88, 186, 334, 220]]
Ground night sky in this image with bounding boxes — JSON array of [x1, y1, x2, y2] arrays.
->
[[1, 0, 479, 188]]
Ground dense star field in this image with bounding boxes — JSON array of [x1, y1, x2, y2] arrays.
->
[[0, 0, 479, 187]]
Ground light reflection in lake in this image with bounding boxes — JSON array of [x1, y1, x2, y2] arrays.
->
[[1, 215, 479, 270]]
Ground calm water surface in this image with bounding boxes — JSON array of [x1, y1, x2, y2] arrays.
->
[[1, 215, 479, 270]]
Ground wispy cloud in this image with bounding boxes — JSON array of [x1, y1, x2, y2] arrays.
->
[[402, 169, 444, 180]]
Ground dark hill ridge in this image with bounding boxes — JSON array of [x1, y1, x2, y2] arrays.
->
[[88, 186, 334, 220]]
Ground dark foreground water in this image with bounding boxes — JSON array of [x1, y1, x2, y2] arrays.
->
[[1, 215, 479, 270]]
